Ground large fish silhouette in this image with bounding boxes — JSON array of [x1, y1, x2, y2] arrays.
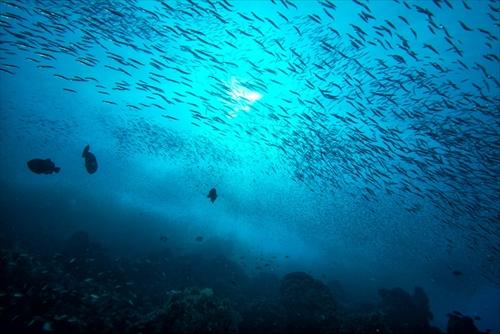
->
[[27, 158, 60, 174], [82, 144, 98, 174], [207, 187, 217, 203]]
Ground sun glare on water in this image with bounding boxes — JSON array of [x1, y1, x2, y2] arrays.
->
[[226, 77, 262, 118]]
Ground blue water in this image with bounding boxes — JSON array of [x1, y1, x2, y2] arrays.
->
[[0, 0, 499, 333]]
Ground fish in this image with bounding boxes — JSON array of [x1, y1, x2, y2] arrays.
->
[[207, 187, 217, 203], [458, 20, 473, 31], [82, 144, 98, 174], [423, 43, 439, 54], [195, 236, 204, 242], [27, 158, 60, 174], [0, 0, 499, 287]]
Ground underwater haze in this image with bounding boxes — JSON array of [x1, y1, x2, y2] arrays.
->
[[0, 0, 499, 333]]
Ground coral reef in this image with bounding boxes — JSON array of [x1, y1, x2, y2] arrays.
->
[[338, 312, 391, 334], [280, 271, 338, 334], [239, 297, 286, 334], [447, 313, 488, 334], [378, 286, 436, 334], [161, 287, 240, 334], [0, 232, 491, 334]]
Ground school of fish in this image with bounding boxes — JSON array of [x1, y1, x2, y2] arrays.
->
[[0, 0, 499, 285]]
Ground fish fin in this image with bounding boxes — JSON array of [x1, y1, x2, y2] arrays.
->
[[54, 167, 61, 173], [82, 144, 90, 157]]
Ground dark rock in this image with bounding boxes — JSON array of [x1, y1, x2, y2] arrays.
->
[[162, 287, 240, 334], [431, 326, 446, 334], [239, 297, 286, 334], [413, 286, 433, 323], [339, 312, 390, 334], [447, 313, 487, 334], [280, 271, 338, 334], [378, 286, 434, 334]]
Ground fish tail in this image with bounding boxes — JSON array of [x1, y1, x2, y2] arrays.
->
[[54, 167, 61, 173]]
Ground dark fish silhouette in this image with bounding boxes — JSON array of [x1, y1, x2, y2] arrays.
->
[[207, 187, 217, 203], [27, 158, 60, 174], [452, 270, 463, 276], [195, 236, 204, 242], [82, 144, 98, 174]]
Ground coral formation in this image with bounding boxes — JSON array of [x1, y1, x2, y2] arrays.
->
[[162, 287, 240, 334], [378, 286, 436, 334], [0, 232, 490, 334], [280, 271, 338, 334]]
